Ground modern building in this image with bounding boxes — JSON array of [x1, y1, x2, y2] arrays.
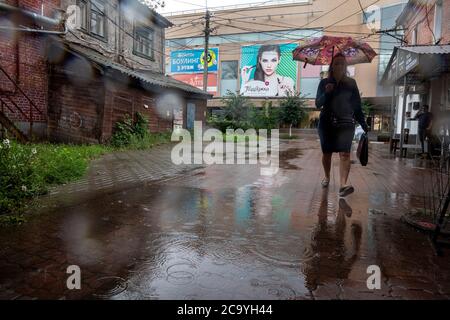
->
[[164, 0, 408, 131], [382, 0, 450, 155], [0, 0, 210, 144]]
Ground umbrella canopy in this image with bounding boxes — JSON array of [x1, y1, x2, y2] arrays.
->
[[292, 35, 377, 66]]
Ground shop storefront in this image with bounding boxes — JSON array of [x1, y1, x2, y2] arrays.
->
[[382, 45, 450, 157]]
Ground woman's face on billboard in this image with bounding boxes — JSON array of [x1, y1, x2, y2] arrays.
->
[[259, 51, 280, 77]]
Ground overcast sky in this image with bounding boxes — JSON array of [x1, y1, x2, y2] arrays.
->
[[157, 0, 306, 15]]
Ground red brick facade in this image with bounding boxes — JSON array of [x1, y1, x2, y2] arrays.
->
[[401, 0, 450, 46], [47, 60, 207, 144], [0, 0, 60, 125], [1, 1, 209, 143]]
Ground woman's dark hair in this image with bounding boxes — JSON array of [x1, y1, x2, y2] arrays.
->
[[328, 53, 348, 80], [254, 45, 281, 82]]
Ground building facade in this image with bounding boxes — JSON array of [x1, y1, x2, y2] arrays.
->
[[164, 0, 408, 131], [382, 0, 450, 154], [0, 0, 210, 144]]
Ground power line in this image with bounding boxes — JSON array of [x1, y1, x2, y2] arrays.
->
[[176, 0, 391, 56], [168, 0, 207, 9], [168, 26, 402, 46], [161, 0, 308, 16], [169, 16, 206, 28], [167, 19, 207, 35], [172, 0, 379, 48], [358, 0, 369, 26], [168, 1, 395, 60], [168, 1, 407, 40], [209, 16, 399, 39], [168, 0, 386, 47], [211, 8, 324, 21], [167, 0, 397, 57]]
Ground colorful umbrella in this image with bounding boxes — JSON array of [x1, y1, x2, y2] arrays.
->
[[292, 35, 377, 67]]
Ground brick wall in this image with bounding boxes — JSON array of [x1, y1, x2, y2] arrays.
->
[[402, 0, 450, 45], [48, 61, 194, 144], [102, 82, 179, 142], [442, 0, 450, 44], [0, 0, 61, 125], [48, 65, 105, 144]]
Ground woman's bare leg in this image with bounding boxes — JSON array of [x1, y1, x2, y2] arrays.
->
[[322, 153, 332, 180], [339, 152, 351, 188]]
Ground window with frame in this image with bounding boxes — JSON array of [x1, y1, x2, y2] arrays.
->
[[78, 0, 106, 39], [434, 0, 442, 43], [134, 26, 154, 60], [411, 27, 418, 45]]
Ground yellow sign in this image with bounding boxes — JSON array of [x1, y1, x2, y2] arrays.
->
[[200, 49, 216, 69]]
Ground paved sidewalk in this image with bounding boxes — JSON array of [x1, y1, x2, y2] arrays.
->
[[42, 143, 204, 208], [1, 137, 450, 300]]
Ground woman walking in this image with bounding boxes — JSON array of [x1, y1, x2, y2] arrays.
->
[[315, 53, 368, 197]]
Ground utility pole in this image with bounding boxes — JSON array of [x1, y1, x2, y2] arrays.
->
[[202, 9, 211, 92]]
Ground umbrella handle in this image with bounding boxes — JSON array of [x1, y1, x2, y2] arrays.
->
[[303, 60, 308, 69]]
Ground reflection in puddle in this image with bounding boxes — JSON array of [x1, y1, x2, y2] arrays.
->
[[1, 141, 448, 300]]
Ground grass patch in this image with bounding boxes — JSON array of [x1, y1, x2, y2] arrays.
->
[[0, 140, 111, 218], [0, 214, 27, 227], [1, 118, 172, 223], [113, 131, 172, 150]]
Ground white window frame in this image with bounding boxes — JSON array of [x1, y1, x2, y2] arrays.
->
[[433, 0, 443, 42]]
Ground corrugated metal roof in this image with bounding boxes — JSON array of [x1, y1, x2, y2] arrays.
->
[[66, 43, 211, 98], [400, 45, 450, 55]]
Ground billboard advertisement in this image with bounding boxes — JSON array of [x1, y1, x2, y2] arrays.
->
[[171, 73, 218, 96], [240, 43, 297, 97], [170, 48, 219, 74]]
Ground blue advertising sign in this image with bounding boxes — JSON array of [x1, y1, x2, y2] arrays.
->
[[170, 48, 219, 74]]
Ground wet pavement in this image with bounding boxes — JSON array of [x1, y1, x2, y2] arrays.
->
[[1, 137, 450, 300]]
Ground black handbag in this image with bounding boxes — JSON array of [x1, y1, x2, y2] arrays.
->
[[357, 133, 369, 166]]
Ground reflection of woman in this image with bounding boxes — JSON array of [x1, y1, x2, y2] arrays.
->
[[315, 53, 368, 197], [241, 45, 294, 97], [303, 189, 362, 291]]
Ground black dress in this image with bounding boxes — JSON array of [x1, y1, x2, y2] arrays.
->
[[315, 76, 368, 153]]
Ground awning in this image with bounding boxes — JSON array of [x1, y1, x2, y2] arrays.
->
[[382, 45, 450, 85], [48, 41, 212, 99]]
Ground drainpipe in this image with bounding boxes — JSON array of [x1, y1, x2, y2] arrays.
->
[[0, 2, 61, 27], [390, 84, 396, 139], [0, 3, 67, 36], [0, 25, 67, 35], [399, 75, 408, 158]]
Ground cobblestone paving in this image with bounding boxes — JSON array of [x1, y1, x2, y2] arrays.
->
[[1, 138, 450, 300]]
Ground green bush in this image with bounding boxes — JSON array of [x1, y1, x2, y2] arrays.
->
[[0, 112, 172, 218], [207, 115, 234, 133], [207, 92, 280, 133], [0, 139, 109, 216], [110, 112, 171, 149], [111, 118, 134, 147], [279, 93, 307, 137], [0, 139, 41, 215]]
